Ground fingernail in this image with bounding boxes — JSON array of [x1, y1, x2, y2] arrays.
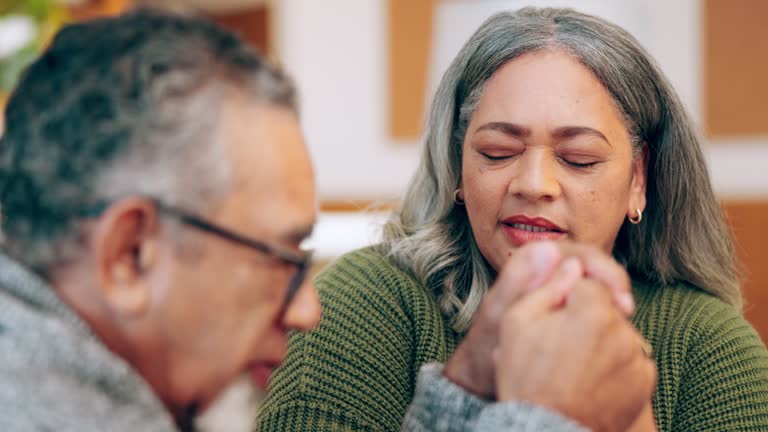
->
[[530, 242, 558, 272], [619, 292, 635, 314], [560, 257, 581, 273]]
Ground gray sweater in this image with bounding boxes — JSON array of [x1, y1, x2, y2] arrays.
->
[[0, 251, 587, 431], [0, 254, 177, 431], [402, 363, 589, 431]]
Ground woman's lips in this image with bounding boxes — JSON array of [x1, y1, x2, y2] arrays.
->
[[501, 216, 567, 246]]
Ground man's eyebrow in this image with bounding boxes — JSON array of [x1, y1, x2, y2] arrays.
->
[[552, 126, 611, 146], [474, 122, 531, 138]]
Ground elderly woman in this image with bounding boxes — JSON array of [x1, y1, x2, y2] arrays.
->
[[258, 7, 768, 431]]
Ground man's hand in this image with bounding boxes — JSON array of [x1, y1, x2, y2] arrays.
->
[[495, 277, 656, 432]]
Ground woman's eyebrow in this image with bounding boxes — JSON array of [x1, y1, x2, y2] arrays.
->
[[552, 126, 611, 147], [474, 122, 531, 138], [474, 123, 610, 147]]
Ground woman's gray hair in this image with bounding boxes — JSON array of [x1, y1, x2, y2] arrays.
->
[[381, 7, 740, 332]]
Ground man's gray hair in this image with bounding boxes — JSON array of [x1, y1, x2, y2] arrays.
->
[[381, 7, 740, 332], [0, 9, 297, 274]]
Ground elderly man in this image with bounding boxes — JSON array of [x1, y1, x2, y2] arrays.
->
[[0, 10, 653, 432], [0, 10, 320, 431]]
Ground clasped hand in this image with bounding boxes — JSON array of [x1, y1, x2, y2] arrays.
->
[[443, 241, 657, 432]]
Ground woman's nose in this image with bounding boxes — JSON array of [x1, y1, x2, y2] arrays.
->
[[508, 150, 561, 202]]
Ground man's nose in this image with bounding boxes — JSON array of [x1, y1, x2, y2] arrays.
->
[[281, 279, 322, 331]]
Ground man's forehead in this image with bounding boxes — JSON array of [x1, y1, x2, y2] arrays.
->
[[226, 168, 316, 232], [220, 101, 307, 168], [212, 95, 317, 244]]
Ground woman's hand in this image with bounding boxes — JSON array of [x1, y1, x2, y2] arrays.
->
[[443, 242, 563, 398], [625, 403, 658, 432], [495, 278, 656, 431], [443, 241, 635, 399]]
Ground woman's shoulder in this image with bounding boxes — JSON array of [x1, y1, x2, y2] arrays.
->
[[633, 280, 763, 352], [632, 280, 768, 391], [314, 245, 439, 313], [635, 280, 753, 333], [632, 280, 768, 430], [316, 245, 421, 292], [318, 245, 404, 275]]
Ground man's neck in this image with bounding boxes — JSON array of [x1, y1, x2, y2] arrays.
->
[[52, 263, 193, 425]]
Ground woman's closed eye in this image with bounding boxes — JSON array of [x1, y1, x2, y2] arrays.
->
[[481, 152, 515, 161], [559, 154, 601, 169], [477, 146, 524, 162], [556, 138, 609, 169]]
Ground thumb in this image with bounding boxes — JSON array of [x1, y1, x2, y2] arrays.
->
[[515, 257, 582, 319], [486, 241, 562, 318]]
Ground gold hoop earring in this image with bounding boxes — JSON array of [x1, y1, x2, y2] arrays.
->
[[629, 208, 643, 225], [453, 189, 465, 206]]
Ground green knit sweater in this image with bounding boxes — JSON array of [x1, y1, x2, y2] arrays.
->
[[257, 247, 768, 431]]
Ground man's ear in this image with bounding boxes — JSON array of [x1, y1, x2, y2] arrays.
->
[[91, 197, 160, 318]]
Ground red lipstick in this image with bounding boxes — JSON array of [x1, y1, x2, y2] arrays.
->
[[501, 215, 567, 246]]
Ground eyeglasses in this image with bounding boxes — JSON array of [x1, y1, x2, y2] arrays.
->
[[84, 199, 313, 311]]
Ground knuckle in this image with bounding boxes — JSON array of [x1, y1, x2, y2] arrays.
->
[[478, 295, 498, 316], [642, 352, 658, 379], [578, 278, 610, 298], [614, 330, 641, 362], [588, 302, 618, 328], [637, 358, 658, 396], [500, 307, 525, 331]]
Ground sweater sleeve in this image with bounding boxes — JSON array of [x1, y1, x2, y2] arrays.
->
[[402, 363, 589, 432], [255, 250, 422, 431], [671, 298, 768, 431]]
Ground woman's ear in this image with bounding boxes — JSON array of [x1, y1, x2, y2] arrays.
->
[[628, 143, 649, 214]]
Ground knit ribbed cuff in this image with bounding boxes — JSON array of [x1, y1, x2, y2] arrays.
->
[[402, 362, 590, 432], [401, 362, 489, 431], [475, 401, 590, 431]]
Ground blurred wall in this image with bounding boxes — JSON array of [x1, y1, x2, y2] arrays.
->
[[274, 0, 768, 201], [275, 0, 420, 201]]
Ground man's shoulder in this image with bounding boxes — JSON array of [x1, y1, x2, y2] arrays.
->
[[0, 286, 60, 368], [0, 287, 178, 432]]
